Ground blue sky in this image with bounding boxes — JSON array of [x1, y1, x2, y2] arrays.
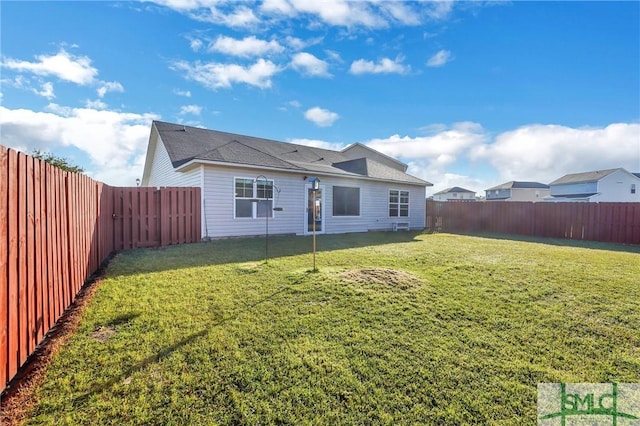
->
[[1, 1, 639, 195]]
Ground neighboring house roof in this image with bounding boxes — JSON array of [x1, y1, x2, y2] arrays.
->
[[433, 186, 475, 195], [152, 121, 430, 186], [549, 168, 621, 185], [486, 181, 549, 191], [633, 173, 640, 179]]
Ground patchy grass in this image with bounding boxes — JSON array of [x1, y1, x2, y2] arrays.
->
[[21, 233, 640, 424]]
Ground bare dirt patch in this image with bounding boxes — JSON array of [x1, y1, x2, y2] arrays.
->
[[91, 326, 116, 343], [340, 268, 422, 290]]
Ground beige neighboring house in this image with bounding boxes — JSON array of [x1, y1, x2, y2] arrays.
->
[[547, 168, 640, 202], [485, 181, 550, 202], [431, 187, 476, 202]]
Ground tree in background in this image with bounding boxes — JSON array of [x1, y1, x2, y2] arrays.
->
[[31, 150, 85, 173]]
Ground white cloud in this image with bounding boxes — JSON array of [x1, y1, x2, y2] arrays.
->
[[288, 138, 347, 151], [324, 49, 343, 63], [97, 81, 124, 98], [304, 106, 340, 127], [379, 2, 421, 25], [34, 82, 55, 99], [179, 104, 202, 115], [290, 52, 331, 77], [190, 38, 203, 52], [147, 0, 216, 12], [85, 99, 107, 109], [288, 100, 301, 108], [425, 0, 455, 20], [191, 5, 260, 27], [284, 36, 306, 50], [172, 58, 281, 89], [2, 49, 98, 85], [0, 105, 159, 186], [260, 0, 295, 16], [209, 35, 284, 57], [365, 122, 487, 160], [264, 0, 386, 27], [427, 49, 453, 67], [471, 123, 640, 183], [349, 56, 410, 75], [149, 0, 467, 29], [173, 88, 192, 97], [152, 1, 259, 26]]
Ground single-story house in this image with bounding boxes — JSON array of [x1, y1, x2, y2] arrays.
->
[[141, 121, 432, 238], [485, 181, 550, 202], [430, 187, 476, 202], [546, 168, 640, 202]]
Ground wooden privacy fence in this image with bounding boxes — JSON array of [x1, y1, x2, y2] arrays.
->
[[426, 200, 640, 245], [1, 146, 201, 392]]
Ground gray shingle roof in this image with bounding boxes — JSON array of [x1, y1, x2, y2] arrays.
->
[[154, 121, 430, 186], [486, 181, 549, 190], [433, 186, 475, 195], [550, 168, 621, 185]]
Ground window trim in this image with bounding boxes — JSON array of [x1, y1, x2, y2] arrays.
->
[[233, 176, 275, 219], [389, 189, 410, 218], [332, 185, 361, 217]]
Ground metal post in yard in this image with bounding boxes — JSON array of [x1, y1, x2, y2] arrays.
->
[[308, 177, 320, 272]]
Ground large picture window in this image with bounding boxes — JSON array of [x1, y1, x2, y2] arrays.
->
[[389, 190, 409, 217], [234, 177, 274, 219], [333, 186, 360, 216]]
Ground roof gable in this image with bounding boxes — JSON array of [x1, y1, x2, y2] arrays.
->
[[433, 186, 475, 195], [487, 181, 549, 190], [341, 143, 408, 172]]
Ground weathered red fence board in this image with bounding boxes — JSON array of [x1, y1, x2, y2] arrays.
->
[[1, 146, 201, 392], [0, 147, 8, 389], [426, 200, 640, 245]]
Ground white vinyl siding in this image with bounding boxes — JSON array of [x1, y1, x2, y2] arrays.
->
[[550, 182, 597, 197], [203, 167, 304, 238], [145, 134, 202, 187], [202, 165, 426, 238]]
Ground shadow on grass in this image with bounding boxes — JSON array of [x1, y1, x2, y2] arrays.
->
[[108, 230, 424, 277], [103, 312, 141, 328], [437, 231, 640, 254], [69, 282, 297, 407]]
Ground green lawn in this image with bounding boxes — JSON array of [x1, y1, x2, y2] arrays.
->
[[25, 233, 640, 425]]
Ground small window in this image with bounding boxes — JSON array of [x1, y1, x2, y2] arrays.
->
[[632, 184, 637, 194], [234, 177, 274, 219], [333, 186, 360, 216], [389, 190, 409, 217]]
